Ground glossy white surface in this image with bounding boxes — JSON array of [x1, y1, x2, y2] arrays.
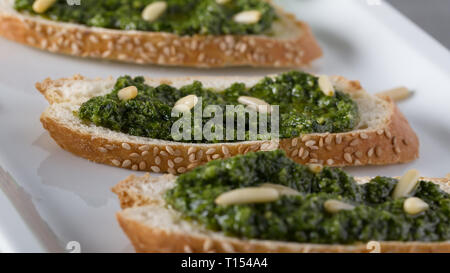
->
[[0, 0, 449, 252]]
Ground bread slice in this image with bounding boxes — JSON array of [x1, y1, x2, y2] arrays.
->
[[36, 73, 419, 174], [112, 173, 450, 253], [0, 0, 322, 67]]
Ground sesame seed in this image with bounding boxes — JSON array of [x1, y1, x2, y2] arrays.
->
[[260, 143, 269, 151], [327, 159, 334, 165], [174, 157, 184, 164], [221, 242, 234, 253], [26, 36, 36, 44], [291, 138, 298, 147], [301, 135, 310, 142], [375, 146, 382, 157], [122, 160, 131, 168], [188, 147, 197, 155], [40, 40, 48, 48], [367, 147, 374, 157], [102, 50, 112, 58], [132, 164, 138, 171], [89, 35, 99, 43], [212, 154, 220, 160], [206, 148, 216, 155], [105, 144, 114, 150], [336, 135, 342, 144], [98, 147, 107, 153], [187, 163, 198, 170], [402, 139, 409, 146], [350, 139, 360, 146], [151, 166, 161, 173], [344, 147, 354, 153], [298, 147, 304, 158], [130, 153, 139, 158], [305, 140, 316, 147], [392, 136, 398, 146], [291, 149, 298, 157], [394, 147, 401, 154], [301, 150, 309, 160], [155, 156, 161, 165], [178, 167, 187, 173], [197, 150, 204, 160], [139, 145, 150, 151], [153, 147, 159, 156], [203, 239, 213, 252], [354, 159, 362, 165], [238, 146, 245, 154], [139, 161, 147, 170], [111, 159, 120, 166], [310, 146, 319, 150], [189, 153, 196, 162], [344, 153, 353, 163], [142, 151, 149, 156], [168, 160, 175, 168], [385, 130, 392, 139], [360, 133, 369, 139], [377, 129, 384, 135], [222, 146, 230, 155], [166, 146, 175, 155], [121, 143, 131, 150], [354, 151, 363, 159], [319, 138, 324, 147], [160, 151, 169, 157]]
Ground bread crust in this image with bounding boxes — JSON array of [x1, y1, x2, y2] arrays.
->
[[0, 0, 322, 67], [116, 213, 450, 253], [37, 74, 419, 174], [113, 175, 450, 253]]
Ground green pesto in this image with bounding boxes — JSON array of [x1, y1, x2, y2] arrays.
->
[[77, 71, 359, 143], [14, 0, 276, 35], [164, 150, 450, 244]]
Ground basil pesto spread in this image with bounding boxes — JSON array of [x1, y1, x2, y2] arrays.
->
[[77, 71, 359, 143], [14, 0, 276, 35], [164, 150, 450, 244]]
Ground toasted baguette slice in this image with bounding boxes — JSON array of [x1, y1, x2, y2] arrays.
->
[[36, 73, 419, 174], [112, 173, 450, 253], [0, 0, 322, 67]]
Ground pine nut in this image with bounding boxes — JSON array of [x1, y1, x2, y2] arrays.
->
[[392, 169, 420, 199], [318, 75, 335, 96], [173, 94, 198, 112], [324, 200, 355, 214], [32, 0, 56, 13], [377, 87, 411, 102], [308, 164, 323, 174], [142, 1, 167, 22], [403, 197, 429, 215], [238, 96, 272, 114], [215, 187, 279, 205], [260, 183, 300, 196], [233, 10, 262, 24], [118, 86, 138, 101]]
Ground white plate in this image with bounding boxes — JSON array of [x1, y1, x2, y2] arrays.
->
[[0, 0, 449, 253]]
